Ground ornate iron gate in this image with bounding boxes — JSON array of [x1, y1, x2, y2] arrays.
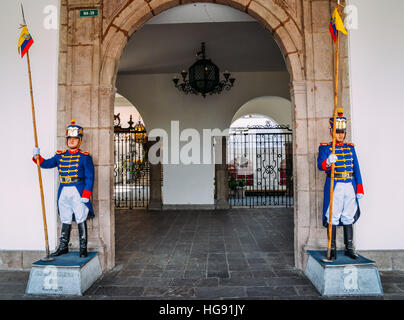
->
[[227, 126, 293, 207], [114, 116, 149, 208]]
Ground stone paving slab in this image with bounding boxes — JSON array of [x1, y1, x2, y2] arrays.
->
[[1, 209, 404, 300]]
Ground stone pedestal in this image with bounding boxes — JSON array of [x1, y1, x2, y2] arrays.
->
[[25, 252, 102, 296], [305, 250, 383, 297]]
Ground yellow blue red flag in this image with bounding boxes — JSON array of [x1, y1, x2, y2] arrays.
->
[[329, 7, 348, 43], [18, 26, 34, 58]]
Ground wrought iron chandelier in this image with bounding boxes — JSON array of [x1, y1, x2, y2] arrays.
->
[[172, 42, 235, 98]]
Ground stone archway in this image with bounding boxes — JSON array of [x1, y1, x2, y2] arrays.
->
[[58, 0, 346, 272]]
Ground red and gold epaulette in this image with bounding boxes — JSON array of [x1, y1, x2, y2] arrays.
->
[[56, 150, 66, 155], [320, 142, 331, 146], [345, 142, 355, 147], [79, 150, 90, 155]]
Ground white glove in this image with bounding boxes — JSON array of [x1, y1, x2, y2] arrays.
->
[[357, 194, 364, 200], [33, 147, 40, 157], [81, 198, 89, 203], [326, 154, 338, 167]]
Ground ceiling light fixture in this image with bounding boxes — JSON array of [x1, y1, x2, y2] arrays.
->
[[172, 42, 235, 98]]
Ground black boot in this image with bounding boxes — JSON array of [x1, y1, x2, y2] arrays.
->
[[78, 221, 88, 258], [328, 225, 337, 260], [50, 223, 71, 257], [344, 224, 359, 260]]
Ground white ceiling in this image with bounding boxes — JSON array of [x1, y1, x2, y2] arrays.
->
[[117, 4, 286, 75]]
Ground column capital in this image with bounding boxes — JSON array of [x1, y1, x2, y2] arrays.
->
[[289, 80, 307, 95]]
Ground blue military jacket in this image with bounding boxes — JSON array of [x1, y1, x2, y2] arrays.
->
[[317, 142, 364, 227], [35, 149, 95, 218]]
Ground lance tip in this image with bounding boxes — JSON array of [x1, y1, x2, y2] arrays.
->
[[20, 3, 26, 25]]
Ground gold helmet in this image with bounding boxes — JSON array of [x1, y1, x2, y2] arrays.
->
[[329, 108, 347, 132], [66, 120, 83, 139]]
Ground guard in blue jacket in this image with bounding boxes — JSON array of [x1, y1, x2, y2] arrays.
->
[[317, 108, 364, 260], [33, 120, 94, 258]]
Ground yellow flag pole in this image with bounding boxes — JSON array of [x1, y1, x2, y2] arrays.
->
[[326, 3, 344, 261], [21, 5, 54, 262], [326, 33, 339, 260]]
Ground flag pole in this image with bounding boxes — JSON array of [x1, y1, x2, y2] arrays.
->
[[326, 32, 339, 260], [326, 3, 343, 261], [21, 4, 54, 262]]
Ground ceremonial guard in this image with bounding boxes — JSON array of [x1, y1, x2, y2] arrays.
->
[[317, 109, 364, 260], [32, 120, 94, 258]]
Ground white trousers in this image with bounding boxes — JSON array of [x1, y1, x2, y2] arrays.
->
[[58, 186, 89, 224], [325, 182, 357, 226]]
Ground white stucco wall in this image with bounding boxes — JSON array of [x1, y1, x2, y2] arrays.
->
[[0, 1, 60, 250], [349, 0, 404, 250], [116, 71, 291, 205]]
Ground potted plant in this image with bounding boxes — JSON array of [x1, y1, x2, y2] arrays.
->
[[229, 176, 247, 197]]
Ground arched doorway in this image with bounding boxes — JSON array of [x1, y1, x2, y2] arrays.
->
[[113, 93, 150, 209], [227, 96, 293, 207], [58, 1, 316, 272], [228, 113, 293, 208]]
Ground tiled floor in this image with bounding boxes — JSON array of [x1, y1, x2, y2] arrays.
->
[[1, 208, 404, 300]]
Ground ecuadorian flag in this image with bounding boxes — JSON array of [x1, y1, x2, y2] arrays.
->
[[18, 26, 33, 58], [329, 16, 337, 43], [329, 7, 348, 43]]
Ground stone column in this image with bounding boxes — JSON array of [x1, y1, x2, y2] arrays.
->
[[147, 139, 162, 211], [60, 0, 115, 271], [215, 136, 230, 210], [290, 79, 312, 270], [292, 0, 330, 270], [294, 0, 353, 270]]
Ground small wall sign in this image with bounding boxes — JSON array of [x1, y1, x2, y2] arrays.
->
[[79, 9, 98, 17]]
